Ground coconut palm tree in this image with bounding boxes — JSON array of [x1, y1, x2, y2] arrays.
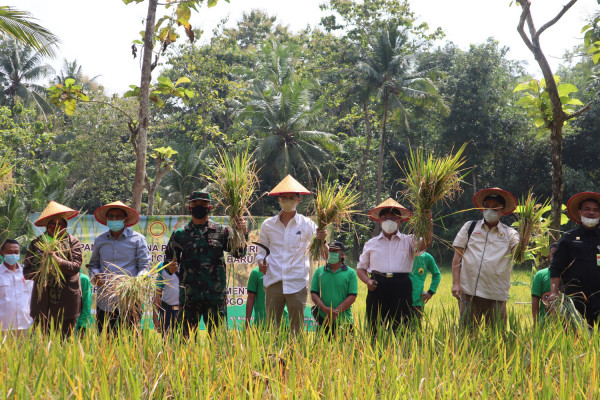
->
[[358, 23, 447, 203], [0, 6, 59, 58], [54, 59, 101, 91], [0, 39, 54, 114], [237, 41, 336, 186]]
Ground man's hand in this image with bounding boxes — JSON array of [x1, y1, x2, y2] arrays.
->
[[167, 260, 178, 274], [451, 282, 462, 300], [424, 209, 433, 221], [316, 229, 327, 241], [421, 292, 433, 303], [324, 307, 338, 325], [235, 217, 248, 234], [94, 275, 105, 288], [366, 279, 378, 292], [51, 252, 65, 266], [258, 259, 269, 274]]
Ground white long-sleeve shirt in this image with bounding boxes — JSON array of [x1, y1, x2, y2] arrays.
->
[[357, 231, 415, 273], [0, 262, 33, 331], [256, 212, 316, 294]]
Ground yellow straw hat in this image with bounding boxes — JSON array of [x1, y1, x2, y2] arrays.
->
[[34, 201, 78, 227], [268, 174, 312, 196], [368, 198, 412, 222], [94, 201, 140, 227], [566, 192, 600, 224], [473, 187, 517, 215]]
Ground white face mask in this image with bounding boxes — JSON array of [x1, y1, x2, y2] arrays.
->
[[483, 209, 500, 224], [581, 216, 600, 228], [279, 199, 298, 212], [381, 220, 399, 234]]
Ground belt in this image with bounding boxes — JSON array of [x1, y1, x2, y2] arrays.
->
[[370, 271, 409, 278]]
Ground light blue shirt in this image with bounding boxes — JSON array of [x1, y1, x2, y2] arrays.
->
[[88, 228, 150, 311]]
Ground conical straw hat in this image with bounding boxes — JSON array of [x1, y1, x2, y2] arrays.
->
[[473, 187, 517, 215], [566, 192, 600, 224], [368, 198, 412, 222], [94, 201, 140, 227], [34, 201, 79, 227], [268, 174, 312, 196]]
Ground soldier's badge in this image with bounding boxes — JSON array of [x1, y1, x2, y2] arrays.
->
[[418, 267, 425, 275]]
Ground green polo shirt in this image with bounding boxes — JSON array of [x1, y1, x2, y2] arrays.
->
[[247, 267, 267, 325], [531, 267, 552, 319], [310, 263, 358, 323], [76, 273, 93, 330], [409, 252, 441, 306]]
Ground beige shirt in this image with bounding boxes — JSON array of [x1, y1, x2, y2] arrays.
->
[[453, 220, 519, 301], [357, 231, 415, 273]]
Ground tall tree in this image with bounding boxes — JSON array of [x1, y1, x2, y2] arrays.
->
[[515, 0, 594, 240], [0, 6, 59, 57]]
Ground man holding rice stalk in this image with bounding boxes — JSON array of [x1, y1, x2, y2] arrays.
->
[[88, 201, 149, 333], [24, 201, 83, 336], [164, 191, 248, 336], [548, 192, 600, 327], [357, 198, 433, 334], [257, 175, 328, 334], [451, 188, 524, 325]]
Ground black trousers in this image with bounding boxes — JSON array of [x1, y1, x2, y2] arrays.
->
[[366, 273, 414, 334], [179, 303, 227, 337], [97, 308, 140, 333]]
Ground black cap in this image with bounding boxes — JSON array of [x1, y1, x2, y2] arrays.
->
[[328, 240, 345, 251]]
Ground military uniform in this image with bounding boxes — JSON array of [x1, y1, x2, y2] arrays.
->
[[164, 201, 246, 334]]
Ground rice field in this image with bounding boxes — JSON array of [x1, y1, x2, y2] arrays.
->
[[1, 268, 599, 399]]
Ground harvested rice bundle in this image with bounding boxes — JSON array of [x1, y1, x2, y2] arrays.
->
[[30, 231, 68, 300], [512, 189, 551, 264], [99, 263, 164, 324], [308, 179, 359, 261], [545, 292, 589, 334], [399, 144, 467, 243], [207, 149, 259, 254]]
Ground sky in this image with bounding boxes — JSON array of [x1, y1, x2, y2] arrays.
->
[[8, 0, 599, 94]]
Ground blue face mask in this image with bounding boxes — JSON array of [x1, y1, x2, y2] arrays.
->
[[3, 254, 20, 266], [107, 220, 125, 232]]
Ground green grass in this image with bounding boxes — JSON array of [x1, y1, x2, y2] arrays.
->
[[1, 269, 599, 399]]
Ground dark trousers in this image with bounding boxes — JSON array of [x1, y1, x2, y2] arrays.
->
[[314, 313, 353, 337], [158, 301, 180, 333], [97, 308, 141, 333], [366, 273, 414, 334], [34, 316, 77, 337], [180, 303, 227, 337]]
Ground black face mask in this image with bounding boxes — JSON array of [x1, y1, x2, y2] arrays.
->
[[191, 205, 210, 219]]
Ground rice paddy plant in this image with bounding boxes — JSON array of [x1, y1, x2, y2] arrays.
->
[[512, 189, 552, 264], [308, 179, 360, 261], [29, 230, 69, 300], [2, 270, 600, 399], [98, 262, 164, 326], [206, 148, 260, 254], [399, 144, 468, 245], [0, 154, 14, 195]]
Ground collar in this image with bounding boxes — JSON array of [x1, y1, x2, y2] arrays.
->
[[479, 219, 507, 233], [375, 230, 403, 241], [277, 211, 302, 225], [105, 227, 131, 239], [185, 220, 215, 231], [325, 263, 348, 272], [576, 224, 600, 236], [0, 262, 21, 273]]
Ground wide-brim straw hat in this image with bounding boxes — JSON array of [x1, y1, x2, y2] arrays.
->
[[473, 188, 517, 215], [268, 174, 312, 196], [34, 201, 79, 227], [566, 192, 600, 224], [94, 201, 140, 227], [368, 198, 412, 222]]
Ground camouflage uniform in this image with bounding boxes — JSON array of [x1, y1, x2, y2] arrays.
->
[[164, 192, 246, 334]]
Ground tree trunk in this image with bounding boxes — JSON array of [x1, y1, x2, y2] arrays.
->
[[131, 0, 158, 213], [549, 123, 563, 241], [375, 95, 388, 205], [355, 100, 373, 261]]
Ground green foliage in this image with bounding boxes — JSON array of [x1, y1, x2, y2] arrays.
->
[[47, 78, 89, 116], [582, 16, 600, 64], [124, 76, 194, 108], [0, 6, 59, 58], [514, 75, 584, 131]]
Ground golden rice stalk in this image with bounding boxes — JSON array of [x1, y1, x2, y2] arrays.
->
[[206, 148, 260, 254], [31, 230, 68, 300], [545, 292, 589, 334], [399, 144, 468, 244], [308, 178, 360, 261], [512, 189, 551, 264], [98, 262, 164, 324]]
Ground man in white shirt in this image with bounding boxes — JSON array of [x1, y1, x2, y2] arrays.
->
[[257, 175, 327, 333], [451, 187, 524, 325], [357, 198, 432, 334], [0, 239, 33, 336]]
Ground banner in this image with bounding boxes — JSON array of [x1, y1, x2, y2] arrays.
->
[[28, 214, 318, 330]]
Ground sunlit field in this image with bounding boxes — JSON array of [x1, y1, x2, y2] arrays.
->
[[2, 268, 599, 399]]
